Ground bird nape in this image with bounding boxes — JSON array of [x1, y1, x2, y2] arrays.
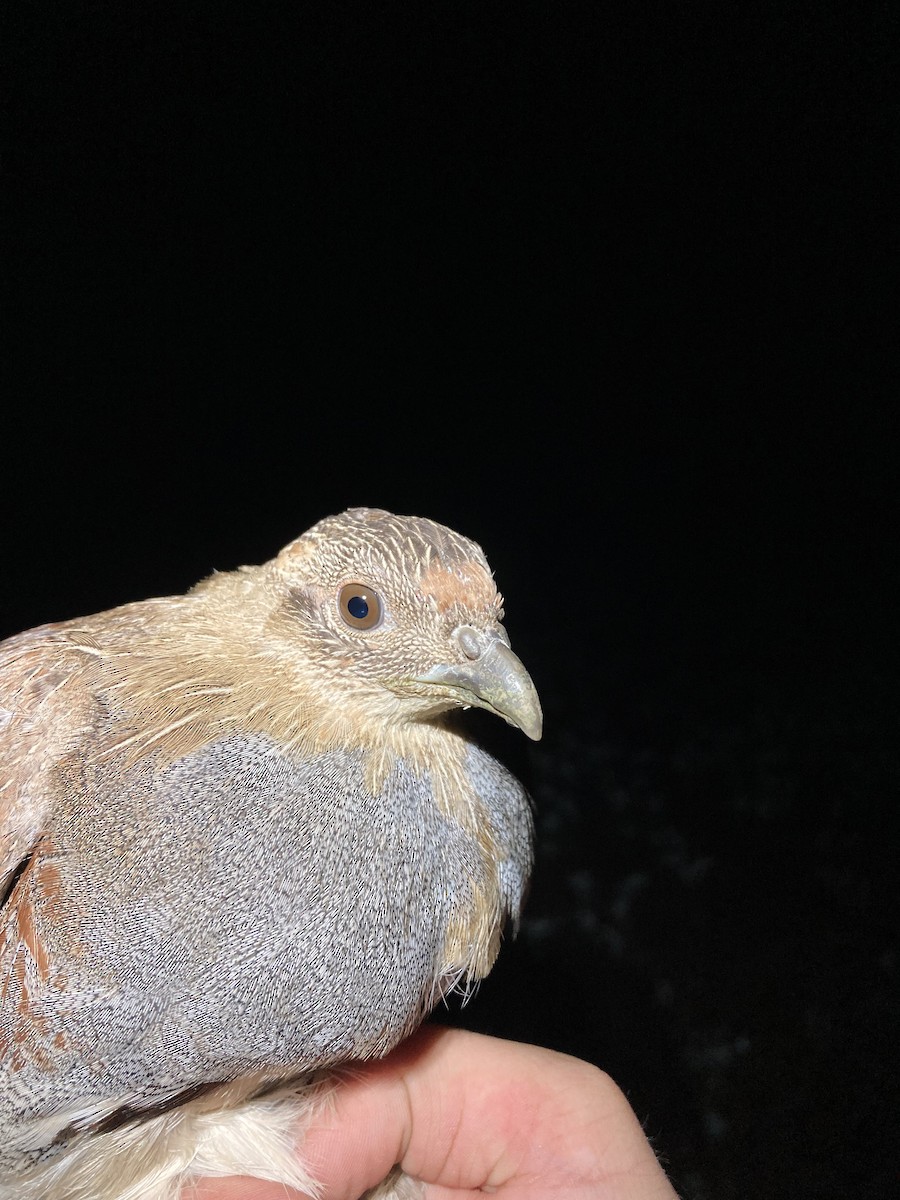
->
[[0, 507, 541, 1200]]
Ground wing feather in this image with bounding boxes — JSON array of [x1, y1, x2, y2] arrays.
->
[[0, 625, 97, 891]]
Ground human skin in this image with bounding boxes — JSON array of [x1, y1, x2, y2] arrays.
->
[[184, 1027, 679, 1200]]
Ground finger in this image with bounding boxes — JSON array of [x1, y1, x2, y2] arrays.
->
[[301, 1026, 678, 1198]]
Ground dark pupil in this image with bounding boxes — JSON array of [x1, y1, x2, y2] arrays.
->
[[347, 594, 369, 620]]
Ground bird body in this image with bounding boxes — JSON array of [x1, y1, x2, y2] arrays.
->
[[0, 509, 540, 1199]]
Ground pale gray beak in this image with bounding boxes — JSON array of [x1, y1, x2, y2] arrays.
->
[[417, 625, 543, 741]]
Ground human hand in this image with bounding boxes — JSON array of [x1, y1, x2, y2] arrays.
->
[[184, 1026, 678, 1199]]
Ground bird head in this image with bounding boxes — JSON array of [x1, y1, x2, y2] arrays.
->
[[266, 508, 542, 741]]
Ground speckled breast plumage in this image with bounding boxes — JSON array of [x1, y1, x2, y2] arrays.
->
[[1, 733, 532, 1172]]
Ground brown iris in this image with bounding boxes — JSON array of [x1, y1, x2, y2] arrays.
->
[[338, 582, 384, 630]]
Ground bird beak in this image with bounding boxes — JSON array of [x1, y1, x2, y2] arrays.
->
[[416, 626, 543, 741]]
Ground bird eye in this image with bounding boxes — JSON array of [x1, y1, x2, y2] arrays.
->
[[338, 582, 384, 631]]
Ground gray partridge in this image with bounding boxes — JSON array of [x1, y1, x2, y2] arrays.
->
[[0, 508, 540, 1200]]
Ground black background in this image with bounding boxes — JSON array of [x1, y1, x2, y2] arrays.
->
[[2, 4, 897, 1198]]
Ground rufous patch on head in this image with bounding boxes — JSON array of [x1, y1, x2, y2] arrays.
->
[[417, 559, 497, 614], [273, 534, 319, 572]]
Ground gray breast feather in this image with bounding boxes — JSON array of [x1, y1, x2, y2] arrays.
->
[[1, 734, 532, 1162]]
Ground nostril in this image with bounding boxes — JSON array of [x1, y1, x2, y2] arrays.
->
[[454, 625, 483, 661]]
